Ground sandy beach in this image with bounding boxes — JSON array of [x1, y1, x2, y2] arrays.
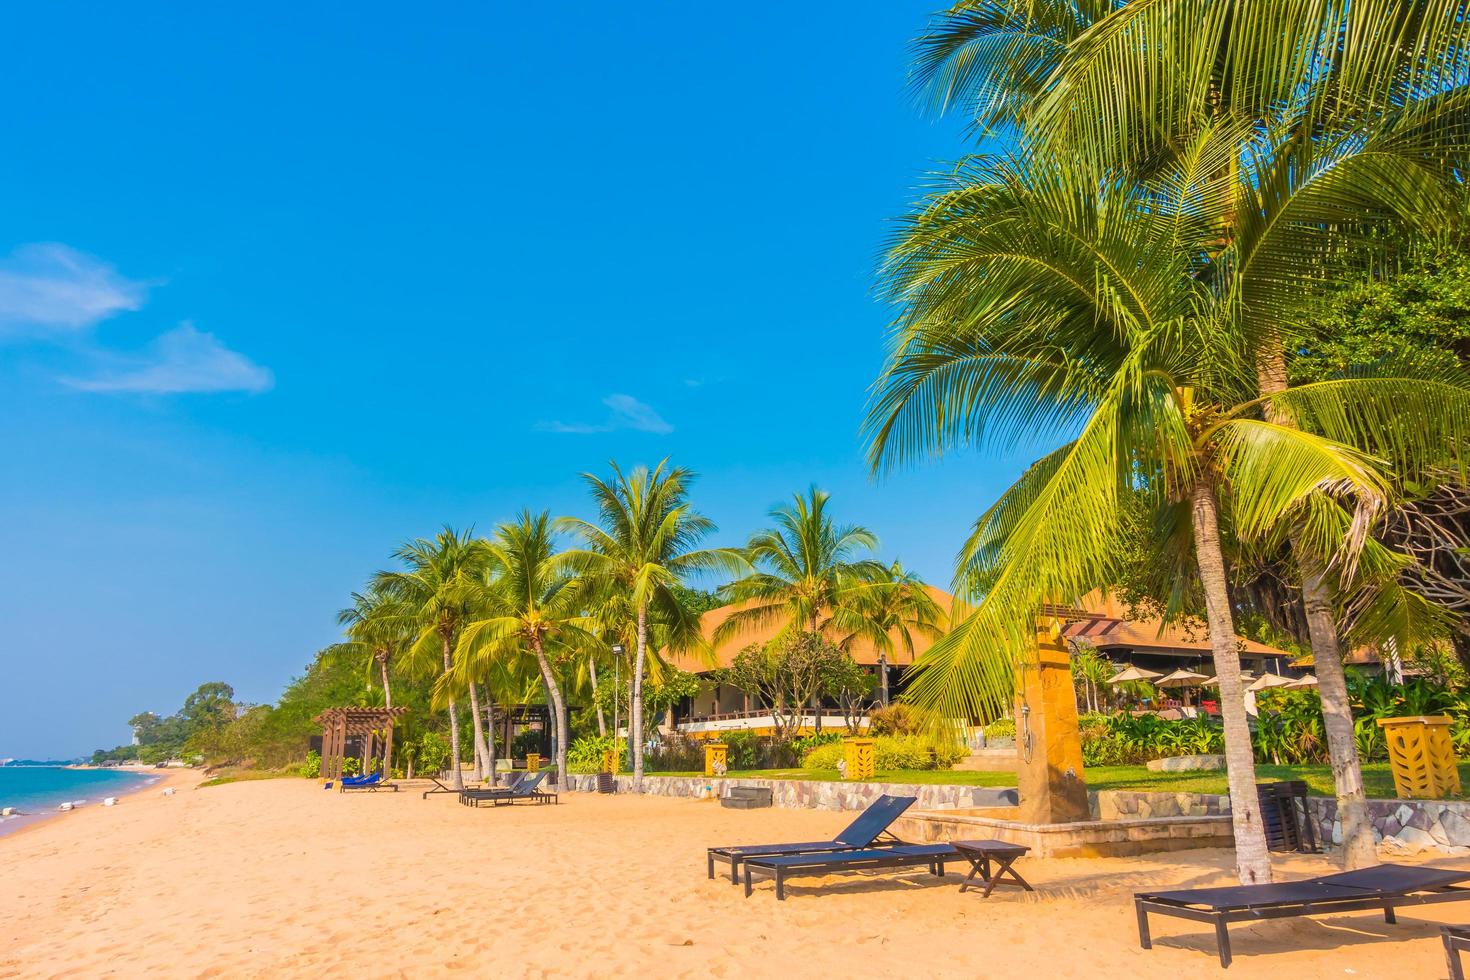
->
[[1, 774, 1463, 978]]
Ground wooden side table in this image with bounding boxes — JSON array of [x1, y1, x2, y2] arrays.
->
[[952, 839, 1033, 897]]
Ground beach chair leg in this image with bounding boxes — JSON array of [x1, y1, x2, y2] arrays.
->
[[743, 866, 753, 899], [730, 857, 741, 885], [1135, 900, 1151, 950], [1383, 903, 1397, 925], [1447, 935, 1466, 980], [1214, 918, 1232, 969], [775, 869, 786, 902], [707, 852, 715, 880]]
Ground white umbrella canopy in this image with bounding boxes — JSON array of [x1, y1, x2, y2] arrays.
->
[[1248, 672, 1295, 692], [1200, 671, 1256, 688], [1155, 668, 1209, 689], [1285, 674, 1319, 689], [1108, 665, 1163, 685]]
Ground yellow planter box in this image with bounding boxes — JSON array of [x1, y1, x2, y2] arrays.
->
[[1378, 715, 1461, 799], [844, 738, 875, 781], [704, 742, 728, 777]]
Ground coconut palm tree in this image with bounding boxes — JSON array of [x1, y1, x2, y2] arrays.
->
[[337, 584, 414, 711], [456, 510, 591, 784], [718, 487, 888, 642], [374, 527, 491, 790], [558, 460, 741, 789], [907, 0, 1470, 870], [829, 561, 946, 705], [870, 144, 1470, 883]]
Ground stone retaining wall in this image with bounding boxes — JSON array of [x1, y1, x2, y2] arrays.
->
[[1092, 788, 1470, 854], [562, 773, 1017, 811]]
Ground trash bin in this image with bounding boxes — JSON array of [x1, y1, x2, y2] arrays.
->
[[1378, 715, 1461, 799]]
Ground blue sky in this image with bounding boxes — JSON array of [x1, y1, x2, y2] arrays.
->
[[0, 3, 1034, 758]]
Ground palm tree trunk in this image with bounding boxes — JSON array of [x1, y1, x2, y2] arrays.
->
[[632, 602, 649, 791], [589, 653, 607, 737], [1191, 479, 1273, 884], [530, 636, 569, 783], [1257, 344, 1376, 867], [484, 695, 497, 780], [378, 650, 393, 709], [1302, 557, 1377, 867], [441, 634, 463, 791], [467, 682, 490, 781], [378, 651, 393, 775]]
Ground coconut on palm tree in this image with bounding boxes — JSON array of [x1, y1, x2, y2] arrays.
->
[[871, 143, 1470, 883], [909, 0, 1470, 871], [558, 460, 740, 789]]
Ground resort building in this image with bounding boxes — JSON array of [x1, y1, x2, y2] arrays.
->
[[663, 589, 1295, 736], [1060, 591, 1295, 677]]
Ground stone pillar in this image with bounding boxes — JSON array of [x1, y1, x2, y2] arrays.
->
[[1015, 621, 1089, 824]]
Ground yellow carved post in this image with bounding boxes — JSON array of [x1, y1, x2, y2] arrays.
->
[[1378, 715, 1461, 799], [600, 749, 618, 775], [704, 742, 728, 777], [526, 752, 542, 773], [1014, 618, 1090, 824], [844, 738, 875, 780]]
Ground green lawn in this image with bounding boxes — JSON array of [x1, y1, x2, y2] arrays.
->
[[649, 762, 1470, 799]]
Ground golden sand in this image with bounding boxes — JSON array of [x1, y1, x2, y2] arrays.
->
[[1, 772, 1462, 978]]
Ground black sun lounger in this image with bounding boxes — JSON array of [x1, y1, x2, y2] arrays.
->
[[742, 843, 956, 900], [456, 771, 528, 805], [707, 794, 917, 884], [422, 773, 501, 800], [463, 769, 556, 807], [1135, 863, 1470, 968]]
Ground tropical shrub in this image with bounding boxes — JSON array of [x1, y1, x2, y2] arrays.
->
[[567, 735, 623, 774], [867, 703, 924, 736], [646, 736, 704, 772], [415, 731, 450, 776], [299, 749, 321, 778], [799, 734, 965, 772], [984, 719, 1016, 741], [790, 732, 843, 760]]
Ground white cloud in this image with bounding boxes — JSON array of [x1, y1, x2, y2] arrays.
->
[[0, 243, 149, 336], [539, 393, 672, 435], [63, 323, 274, 395]]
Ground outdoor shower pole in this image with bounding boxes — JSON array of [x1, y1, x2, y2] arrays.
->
[[612, 643, 625, 768]]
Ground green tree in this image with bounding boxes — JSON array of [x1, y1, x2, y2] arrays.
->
[[374, 527, 491, 790], [908, 0, 1470, 874], [718, 487, 886, 642], [870, 143, 1470, 883], [457, 511, 591, 784], [558, 460, 740, 789], [829, 561, 945, 705]]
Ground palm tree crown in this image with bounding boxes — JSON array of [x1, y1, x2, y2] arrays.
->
[[718, 486, 887, 643]]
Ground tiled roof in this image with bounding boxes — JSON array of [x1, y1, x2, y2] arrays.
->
[[1060, 591, 1291, 658]]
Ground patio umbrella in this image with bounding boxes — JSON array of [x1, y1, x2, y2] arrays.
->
[[1285, 674, 1319, 689], [1200, 671, 1255, 688], [1108, 665, 1162, 685], [1248, 672, 1295, 692], [1154, 668, 1209, 689]]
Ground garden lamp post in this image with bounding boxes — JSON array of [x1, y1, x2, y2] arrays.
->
[[878, 651, 890, 706]]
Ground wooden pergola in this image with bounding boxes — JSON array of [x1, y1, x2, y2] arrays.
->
[[314, 706, 408, 781]]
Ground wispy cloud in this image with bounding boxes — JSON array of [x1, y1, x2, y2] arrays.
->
[[0, 243, 150, 337], [62, 322, 274, 395], [538, 393, 673, 435]]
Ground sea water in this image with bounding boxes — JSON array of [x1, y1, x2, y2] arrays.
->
[[0, 767, 156, 827]]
